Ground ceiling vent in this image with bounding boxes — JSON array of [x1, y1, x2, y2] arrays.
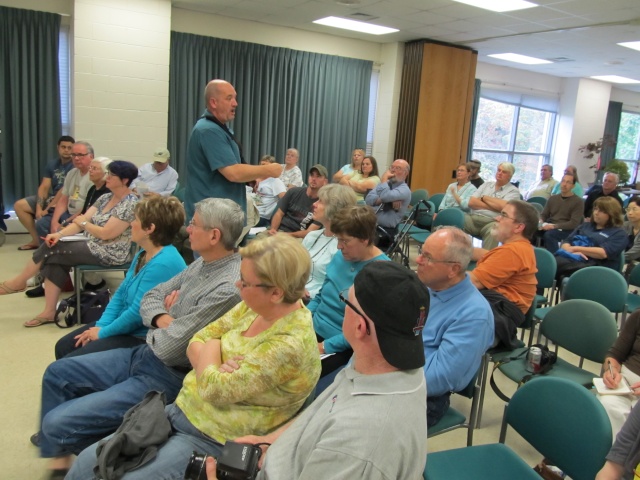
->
[[348, 12, 380, 21], [546, 57, 574, 63]]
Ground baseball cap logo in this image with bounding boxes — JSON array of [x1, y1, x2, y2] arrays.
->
[[413, 306, 427, 336]]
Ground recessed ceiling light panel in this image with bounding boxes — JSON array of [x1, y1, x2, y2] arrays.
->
[[452, 0, 538, 12], [313, 16, 398, 35], [618, 41, 640, 52], [591, 75, 640, 84], [488, 53, 552, 64]]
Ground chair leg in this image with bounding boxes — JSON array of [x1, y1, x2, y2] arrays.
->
[[475, 353, 489, 429], [74, 268, 83, 325], [498, 403, 509, 443]]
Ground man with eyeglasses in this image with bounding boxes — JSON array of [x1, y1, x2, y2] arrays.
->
[[463, 162, 521, 250], [35, 198, 243, 477], [416, 226, 493, 427], [13, 135, 75, 250], [220, 262, 430, 480], [470, 200, 538, 348]]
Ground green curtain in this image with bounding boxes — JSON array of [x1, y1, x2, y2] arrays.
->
[[168, 32, 372, 182], [0, 6, 62, 207], [466, 79, 481, 162]]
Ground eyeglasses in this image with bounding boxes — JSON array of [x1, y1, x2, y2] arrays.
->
[[417, 249, 459, 265], [71, 153, 89, 158], [88, 166, 102, 172], [339, 288, 371, 335], [627, 207, 640, 213], [237, 277, 274, 289], [188, 219, 212, 230], [336, 237, 354, 246], [498, 211, 522, 223]]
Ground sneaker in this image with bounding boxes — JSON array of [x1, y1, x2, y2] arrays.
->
[[27, 274, 43, 287], [84, 279, 106, 291], [25, 285, 45, 298]]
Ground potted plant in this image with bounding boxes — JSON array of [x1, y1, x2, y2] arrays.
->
[[578, 135, 617, 171]]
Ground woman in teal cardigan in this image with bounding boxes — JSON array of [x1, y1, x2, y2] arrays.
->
[[54, 196, 187, 359]]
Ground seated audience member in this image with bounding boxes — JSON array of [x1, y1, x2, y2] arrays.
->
[[67, 234, 321, 480], [416, 227, 494, 426], [555, 196, 626, 281], [13, 135, 75, 250], [130, 147, 178, 197], [624, 197, 640, 268], [596, 401, 640, 480], [339, 155, 381, 202], [54, 196, 187, 359], [463, 162, 521, 250], [551, 164, 584, 196], [34, 198, 244, 478], [470, 200, 538, 347], [0, 161, 140, 329], [468, 159, 484, 188], [279, 148, 303, 189], [524, 164, 558, 200], [598, 309, 640, 440], [267, 165, 328, 238], [585, 172, 624, 218], [538, 173, 584, 253], [439, 163, 477, 212], [302, 184, 357, 299], [250, 155, 287, 227], [211, 262, 430, 480], [310, 205, 389, 376], [332, 148, 364, 183], [365, 158, 411, 249], [37, 140, 94, 241], [26, 156, 115, 298]]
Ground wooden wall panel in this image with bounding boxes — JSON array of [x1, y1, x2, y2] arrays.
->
[[395, 40, 477, 196]]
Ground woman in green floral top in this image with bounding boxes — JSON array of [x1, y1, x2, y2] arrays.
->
[[68, 233, 321, 480]]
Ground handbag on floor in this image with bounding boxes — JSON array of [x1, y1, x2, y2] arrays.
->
[[54, 289, 110, 328]]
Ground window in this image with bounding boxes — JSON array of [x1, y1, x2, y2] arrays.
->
[[59, 25, 71, 135], [472, 90, 557, 192], [616, 111, 640, 184], [366, 69, 379, 155]]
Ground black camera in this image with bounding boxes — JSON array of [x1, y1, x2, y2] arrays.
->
[[184, 442, 262, 480]]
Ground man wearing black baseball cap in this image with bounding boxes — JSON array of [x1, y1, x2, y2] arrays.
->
[[225, 262, 430, 480], [266, 164, 329, 239]]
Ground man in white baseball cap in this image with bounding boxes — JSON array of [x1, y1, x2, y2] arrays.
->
[[131, 147, 179, 197]]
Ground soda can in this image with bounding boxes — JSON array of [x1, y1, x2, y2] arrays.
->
[[527, 347, 542, 373]]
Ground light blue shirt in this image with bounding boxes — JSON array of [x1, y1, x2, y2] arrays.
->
[[423, 275, 494, 396], [439, 181, 476, 211]]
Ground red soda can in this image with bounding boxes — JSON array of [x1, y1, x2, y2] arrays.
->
[[527, 347, 542, 373]]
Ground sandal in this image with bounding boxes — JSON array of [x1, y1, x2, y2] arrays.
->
[[17, 244, 38, 251], [24, 316, 54, 328], [0, 282, 26, 295]]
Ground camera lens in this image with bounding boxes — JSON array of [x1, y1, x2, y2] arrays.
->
[[184, 451, 208, 480]]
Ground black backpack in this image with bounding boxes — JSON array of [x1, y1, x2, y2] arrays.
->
[[54, 289, 110, 328]]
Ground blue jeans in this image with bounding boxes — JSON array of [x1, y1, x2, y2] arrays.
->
[[39, 345, 186, 457], [67, 404, 224, 480], [54, 322, 146, 360]]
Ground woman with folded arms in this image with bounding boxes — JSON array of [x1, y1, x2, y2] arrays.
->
[[0, 160, 140, 328], [67, 234, 321, 480], [339, 155, 380, 202], [54, 195, 187, 359]]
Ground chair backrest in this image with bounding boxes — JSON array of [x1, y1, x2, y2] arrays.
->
[[629, 263, 640, 288], [415, 201, 436, 228], [533, 247, 557, 289], [529, 202, 544, 213], [432, 208, 465, 230], [505, 376, 612, 480], [429, 193, 445, 211], [410, 189, 429, 207], [564, 266, 628, 313], [527, 196, 547, 207], [540, 299, 618, 363]]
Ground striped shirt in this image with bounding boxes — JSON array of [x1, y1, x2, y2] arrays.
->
[[140, 253, 241, 367]]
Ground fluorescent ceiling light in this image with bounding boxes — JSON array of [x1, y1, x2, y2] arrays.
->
[[488, 53, 552, 65], [452, 0, 538, 12], [313, 16, 399, 35], [591, 75, 640, 84], [618, 41, 640, 52]]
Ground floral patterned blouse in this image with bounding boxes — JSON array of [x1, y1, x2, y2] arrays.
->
[[176, 301, 321, 443], [87, 193, 138, 265]]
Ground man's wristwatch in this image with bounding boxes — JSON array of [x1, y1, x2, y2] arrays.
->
[[80, 221, 88, 229]]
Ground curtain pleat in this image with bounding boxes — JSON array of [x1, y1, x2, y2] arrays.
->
[[467, 79, 482, 162], [168, 33, 372, 182], [0, 6, 61, 208]]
